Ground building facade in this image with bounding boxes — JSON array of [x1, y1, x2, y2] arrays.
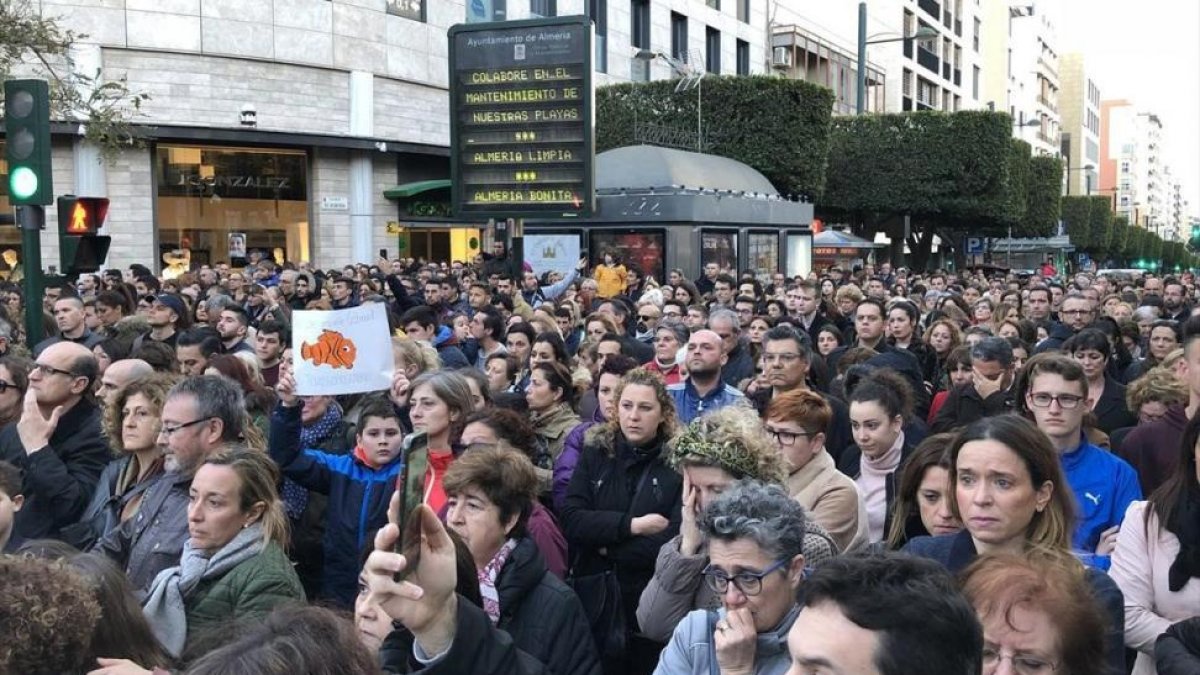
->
[[0, 0, 767, 274], [980, 0, 1060, 156], [1057, 52, 1099, 196]]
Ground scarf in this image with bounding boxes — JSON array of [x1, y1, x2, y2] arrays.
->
[[1166, 489, 1200, 592], [478, 538, 519, 624], [142, 523, 266, 657], [282, 403, 344, 520], [858, 432, 904, 543]]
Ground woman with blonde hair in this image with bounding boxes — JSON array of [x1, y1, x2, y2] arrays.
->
[[636, 406, 837, 644], [142, 446, 304, 658]]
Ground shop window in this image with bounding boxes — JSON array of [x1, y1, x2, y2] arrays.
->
[[0, 142, 27, 279], [747, 233, 778, 279], [156, 145, 310, 268], [590, 230, 665, 283], [700, 230, 737, 271]]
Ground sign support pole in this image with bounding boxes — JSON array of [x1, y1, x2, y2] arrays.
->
[[16, 205, 45, 347], [510, 218, 525, 280]]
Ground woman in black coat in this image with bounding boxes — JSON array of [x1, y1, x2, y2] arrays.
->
[[561, 368, 683, 675]]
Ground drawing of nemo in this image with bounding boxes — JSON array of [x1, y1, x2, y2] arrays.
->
[[300, 329, 358, 369]]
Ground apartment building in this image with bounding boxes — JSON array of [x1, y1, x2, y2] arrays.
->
[[980, 0, 1060, 156], [1057, 52, 1099, 195], [769, 0, 983, 115], [1100, 100, 1172, 234]]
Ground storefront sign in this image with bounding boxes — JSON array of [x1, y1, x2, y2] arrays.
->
[[813, 246, 861, 257], [449, 17, 594, 219], [321, 196, 349, 211]]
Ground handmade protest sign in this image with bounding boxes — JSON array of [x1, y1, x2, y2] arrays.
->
[[292, 303, 392, 395]]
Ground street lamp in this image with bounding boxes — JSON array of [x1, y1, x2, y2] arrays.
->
[[634, 49, 706, 151], [856, 3, 938, 114], [1066, 163, 1095, 196]]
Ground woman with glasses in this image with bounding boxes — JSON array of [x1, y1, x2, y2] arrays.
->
[[1064, 329, 1136, 435], [652, 481, 809, 675], [765, 389, 867, 553], [962, 551, 1107, 675], [903, 415, 1127, 675]]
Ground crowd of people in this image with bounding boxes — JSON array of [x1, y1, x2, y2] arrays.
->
[[4, 249, 1200, 675]]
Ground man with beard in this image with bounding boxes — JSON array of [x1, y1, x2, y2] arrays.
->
[[667, 329, 746, 423], [0, 342, 108, 540], [330, 276, 357, 309], [141, 294, 189, 349], [255, 319, 288, 387], [95, 359, 154, 409], [174, 327, 222, 377], [34, 296, 104, 356], [215, 305, 254, 355], [1163, 279, 1190, 322], [92, 375, 247, 593]]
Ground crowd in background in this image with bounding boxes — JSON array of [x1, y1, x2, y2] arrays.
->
[[5, 246, 1200, 675]]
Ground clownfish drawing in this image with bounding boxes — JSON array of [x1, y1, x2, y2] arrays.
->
[[300, 329, 358, 369]]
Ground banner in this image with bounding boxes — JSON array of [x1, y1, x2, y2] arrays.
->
[[292, 303, 393, 396], [525, 234, 580, 279]]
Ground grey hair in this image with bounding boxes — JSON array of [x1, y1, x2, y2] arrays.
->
[[707, 308, 739, 330], [0, 317, 13, 340], [167, 374, 246, 442], [969, 336, 1013, 368], [1132, 306, 1159, 323], [699, 480, 807, 563], [205, 295, 237, 314], [656, 322, 690, 345]]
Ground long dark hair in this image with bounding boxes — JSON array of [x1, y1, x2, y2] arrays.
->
[[69, 553, 173, 669], [1147, 410, 1200, 532]]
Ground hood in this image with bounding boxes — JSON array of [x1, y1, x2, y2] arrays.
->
[[434, 324, 457, 348], [495, 537, 547, 610]]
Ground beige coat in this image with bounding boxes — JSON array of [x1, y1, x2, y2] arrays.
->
[[785, 450, 869, 553]]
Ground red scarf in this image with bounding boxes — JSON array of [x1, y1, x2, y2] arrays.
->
[[423, 450, 455, 514], [354, 445, 381, 470]]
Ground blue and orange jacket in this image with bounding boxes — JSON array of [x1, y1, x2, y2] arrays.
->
[[268, 403, 404, 607]]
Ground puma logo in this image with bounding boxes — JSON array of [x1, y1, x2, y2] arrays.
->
[[1084, 492, 1101, 506]]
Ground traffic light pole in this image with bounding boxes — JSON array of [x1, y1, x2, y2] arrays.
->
[[15, 205, 45, 347]]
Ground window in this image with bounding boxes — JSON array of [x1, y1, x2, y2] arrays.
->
[[972, 65, 980, 98], [386, 0, 426, 22], [671, 12, 688, 61], [530, 0, 556, 17], [630, 0, 650, 80], [589, 0, 607, 72], [736, 39, 749, 75], [916, 77, 937, 107], [747, 233, 779, 278], [706, 0, 719, 10], [701, 230, 737, 271], [590, 230, 665, 283], [737, 0, 749, 23], [706, 27, 720, 73], [902, 68, 913, 96], [156, 145, 310, 267], [973, 17, 980, 51]]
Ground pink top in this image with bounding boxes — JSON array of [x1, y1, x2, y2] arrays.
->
[[1110, 501, 1200, 675]]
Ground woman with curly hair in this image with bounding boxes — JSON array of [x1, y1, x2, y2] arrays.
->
[[561, 367, 684, 675], [635, 406, 838, 644], [0, 556, 102, 675]]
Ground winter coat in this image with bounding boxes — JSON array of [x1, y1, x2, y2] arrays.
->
[[1111, 502, 1200, 675], [653, 606, 799, 675], [835, 440, 916, 545], [1157, 618, 1200, 675], [785, 450, 869, 553], [1116, 405, 1188, 497], [92, 471, 192, 596], [494, 537, 602, 675], [904, 530, 1127, 675], [62, 455, 161, 551], [667, 379, 748, 424], [594, 264, 627, 299], [530, 404, 581, 465], [1034, 321, 1078, 354], [184, 542, 305, 653], [929, 382, 1015, 434], [432, 326, 469, 369], [555, 409, 604, 512], [0, 398, 109, 540], [561, 425, 683, 632], [720, 339, 756, 389], [268, 403, 405, 607], [636, 522, 837, 644], [1093, 377, 1137, 435]]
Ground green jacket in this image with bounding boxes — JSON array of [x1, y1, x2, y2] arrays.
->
[[185, 542, 305, 648]]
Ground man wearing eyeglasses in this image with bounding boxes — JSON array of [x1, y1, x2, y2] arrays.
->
[[634, 304, 661, 344], [92, 374, 248, 594], [1024, 354, 1140, 570], [1035, 292, 1094, 354], [0, 342, 108, 541]]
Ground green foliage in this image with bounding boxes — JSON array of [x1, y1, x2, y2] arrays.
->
[[1061, 196, 1092, 251], [822, 110, 1014, 221], [1109, 218, 1129, 257], [1005, 139, 1030, 226], [596, 75, 834, 197], [0, 2, 150, 163], [1086, 195, 1113, 253], [1023, 155, 1062, 238]]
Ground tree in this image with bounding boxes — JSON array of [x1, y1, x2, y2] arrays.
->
[[596, 76, 834, 198], [1061, 196, 1092, 252], [1109, 217, 1129, 263], [1086, 195, 1113, 254], [1023, 155, 1063, 238], [0, 2, 149, 161]]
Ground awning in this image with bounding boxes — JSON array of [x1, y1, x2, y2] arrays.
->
[[384, 179, 451, 200], [814, 230, 884, 249]]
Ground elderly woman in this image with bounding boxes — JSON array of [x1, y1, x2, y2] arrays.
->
[[441, 445, 601, 675], [636, 407, 837, 644], [142, 446, 304, 658], [65, 373, 177, 551], [653, 481, 808, 675], [562, 367, 684, 675]]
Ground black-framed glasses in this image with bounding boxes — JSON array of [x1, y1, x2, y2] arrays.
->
[[764, 426, 814, 446], [34, 363, 75, 378], [981, 646, 1058, 674], [638, 314, 658, 321], [702, 559, 789, 596], [1027, 392, 1084, 409], [158, 417, 214, 437], [0, 380, 20, 393]]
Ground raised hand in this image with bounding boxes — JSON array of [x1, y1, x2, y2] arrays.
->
[[17, 387, 62, 454]]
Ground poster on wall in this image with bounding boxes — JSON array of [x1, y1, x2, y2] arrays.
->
[[525, 234, 580, 279], [292, 304, 394, 396], [701, 231, 737, 271], [228, 232, 247, 259]]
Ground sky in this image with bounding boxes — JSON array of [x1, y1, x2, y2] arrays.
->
[[1055, 0, 1200, 217]]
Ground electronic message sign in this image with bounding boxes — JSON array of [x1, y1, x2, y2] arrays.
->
[[449, 17, 594, 219]]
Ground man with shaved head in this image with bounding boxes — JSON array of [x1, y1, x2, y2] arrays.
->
[[667, 328, 746, 423], [97, 359, 154, 408], [34, 295, 104, 356], [0, 341, 108, 539]]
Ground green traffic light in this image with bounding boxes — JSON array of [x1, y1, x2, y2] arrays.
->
[[9, 167, 38, 200]]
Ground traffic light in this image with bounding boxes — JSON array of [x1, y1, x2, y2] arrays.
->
[[1191, 224, 1200, 250], [57, 196, 111, 274], [3, 80, 54, 205]]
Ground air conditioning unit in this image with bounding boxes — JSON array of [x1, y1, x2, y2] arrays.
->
[[772, 47, 792, 68]]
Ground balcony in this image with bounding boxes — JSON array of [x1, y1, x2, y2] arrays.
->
[[916, 99, 935, 111], [1037, 55, 1058, 78], [1036, 94, 1058, 112], [1036, 130, 1057, 145], [917, 47, 940, 74], [918, 0, 940, 19]]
